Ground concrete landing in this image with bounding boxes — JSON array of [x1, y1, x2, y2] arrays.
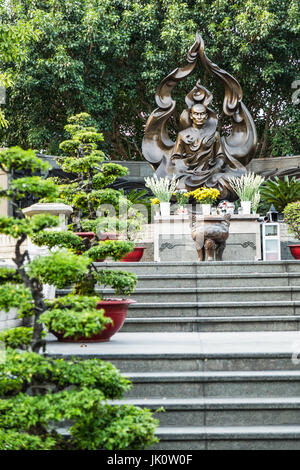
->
[[46, 331, 300, 358]]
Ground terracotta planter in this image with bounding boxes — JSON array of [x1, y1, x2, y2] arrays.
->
[[288, 245, 300, 260], [74, 232, 95, 240], [99, 232, 119, 240], [120, 247, 145, 262], [50, 298, 136, 342]]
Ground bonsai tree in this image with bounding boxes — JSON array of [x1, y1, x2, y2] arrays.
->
[[52, 112, 135, 234], [0, 146, 158, 450], [283, 201, 300, 239]]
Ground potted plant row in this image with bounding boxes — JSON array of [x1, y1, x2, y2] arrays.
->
[[0, 145, 158, 450]]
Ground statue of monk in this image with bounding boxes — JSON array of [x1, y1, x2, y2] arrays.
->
[[170, 103, 246, 200], [142, 34, 257, 202]]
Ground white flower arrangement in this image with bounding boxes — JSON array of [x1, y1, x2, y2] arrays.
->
[[228, 172, 265, 202], [144, 175, 178, 203]]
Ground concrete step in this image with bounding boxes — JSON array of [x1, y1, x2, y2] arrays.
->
[[135, 273, 300, 288], [109, 396, 300, 427], [101, 286, 300, 303], [45, 331, 300, 372], [153, 425, 300, 450], [121, 315, 300, 332], [95, 260, 300, 275], [124, 370, 300, 398], [126, 300, 300, 317]]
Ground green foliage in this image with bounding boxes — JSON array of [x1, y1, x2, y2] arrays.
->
[[88, 189, 129, 212], [30, 214, 59, 232], [95, 269, 137, 296], [31, 230, 85, 251], [0, 327, 35, 350], [260, 176, 300, 212], [0, 267, 22, 284], [283, 201, 300, 240], [92, 163, 128, 189], [81, 216, 126, 233], [0, 147, 49, 172], [41, 294, 111, 339], [69, 401, 159, 450], [0, 214, 58, 238], [28, 251, 90, 288], [0, 348, 130, 398], [0, 283, 34, 317], [0, 429, 57, 450], [0, 141, 155, 448], [11, 176, 58, 200], [0, 388, 158, 450], [39, 307, 111, 340], [1, 0, 299, 158], [87, 240, 135, 261]]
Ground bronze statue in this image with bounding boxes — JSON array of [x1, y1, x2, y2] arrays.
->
[[191, 213, 231, 261], [142, 33, 257, 201]]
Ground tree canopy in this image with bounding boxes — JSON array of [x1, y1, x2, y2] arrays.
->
[[0, 0, 299, 159]]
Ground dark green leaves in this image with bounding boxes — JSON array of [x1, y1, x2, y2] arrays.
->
[[260, 176, 300, 212]]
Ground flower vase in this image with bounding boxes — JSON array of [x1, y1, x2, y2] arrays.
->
[[241, 201, 251, 215], [160, 202, 170, 218], [201, 204, 211, 216]]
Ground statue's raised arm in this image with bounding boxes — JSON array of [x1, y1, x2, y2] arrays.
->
[[142, 34, 257, 201]]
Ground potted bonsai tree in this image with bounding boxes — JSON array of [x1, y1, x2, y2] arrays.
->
[[283, 201, 300, 259], [47, 112, 146, 261], [0, 146, 158, 449]]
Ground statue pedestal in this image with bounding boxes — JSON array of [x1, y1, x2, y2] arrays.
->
[[154, 214, 261, 262]]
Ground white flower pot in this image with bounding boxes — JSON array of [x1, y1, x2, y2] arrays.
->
[[201, 204, 211, 215], [160, 202, 171, 218], [241, 200, 252, 214]]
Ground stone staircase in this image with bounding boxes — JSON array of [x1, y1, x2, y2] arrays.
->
[[96, 260, 300, 333], [49, 260, 300, 450]]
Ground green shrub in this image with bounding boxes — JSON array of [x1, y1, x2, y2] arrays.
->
[[28, 251, 90, 288], [40, 307, 111, 340], [0, 147, 50, 173], [0, 140, 157, 450], [0, 327, 36, 350], [12, 176, 58, 200], [0, 388, 158, 450], [260, 176, 300, 213], [95, 269, 137, 296], [283, 201, 300, 240], [0, 267, 22, 284], [39, 307, 111, 339], [0, 348, 130, 398], [31, 231, 85, 251], [0, 284, 34, 317], [0, 429, 57, 450], [86, 240, 134, 261]]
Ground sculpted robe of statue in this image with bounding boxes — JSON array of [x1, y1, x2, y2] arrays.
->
[[142, 34, 257, 201]]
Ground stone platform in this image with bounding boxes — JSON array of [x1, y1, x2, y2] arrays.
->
[[153, 214, 261, 262]]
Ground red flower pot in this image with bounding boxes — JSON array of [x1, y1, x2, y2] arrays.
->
[[120, 247, 145, 262], [74, 232, 95, 240], [288, 245, 300, 260], [99, 232, 119, 240], [50, 298, 136, 343]]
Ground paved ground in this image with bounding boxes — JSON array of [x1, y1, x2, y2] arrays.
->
[[46, 331, 300, 357]]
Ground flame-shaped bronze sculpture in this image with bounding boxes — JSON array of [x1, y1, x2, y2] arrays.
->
[[142, 33, 257, 201]]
